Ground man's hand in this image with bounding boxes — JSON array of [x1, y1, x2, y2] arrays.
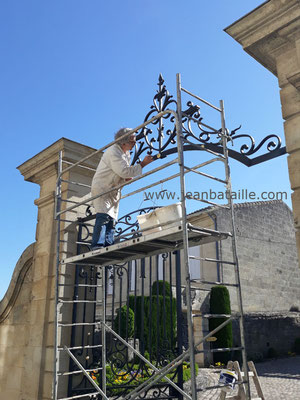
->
[[141, 155, 153, 168]]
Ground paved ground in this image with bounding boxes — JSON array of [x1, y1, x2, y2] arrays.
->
[[187, 356, 300, 400]]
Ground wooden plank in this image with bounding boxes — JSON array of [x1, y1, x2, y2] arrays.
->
[[233, 361, 247, 400], [248, 361, 265, 400]]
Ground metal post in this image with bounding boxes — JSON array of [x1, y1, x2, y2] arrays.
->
[[174, 250, 183, 400], [53, 151, 63, 400], [101, 266, 106, 395], [220, 100, 251, 400], [176, 73, 197, 400]]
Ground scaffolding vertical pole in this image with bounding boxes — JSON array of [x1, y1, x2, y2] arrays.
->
[[53, 151, 63, 400], [101, 266, 107, 396], [219, 100, 251, 400], [176, 73, 197, 400]]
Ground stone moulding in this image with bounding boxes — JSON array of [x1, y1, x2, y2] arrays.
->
[[0, 242, 35, 323]]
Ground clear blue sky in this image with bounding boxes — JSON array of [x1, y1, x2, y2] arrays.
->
[[0, 0, 291, 298]]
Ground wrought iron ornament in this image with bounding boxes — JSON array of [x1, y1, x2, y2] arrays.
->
[[130, 74, 286, 167]]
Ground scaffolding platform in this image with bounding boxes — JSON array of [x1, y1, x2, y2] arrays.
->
[[61, 223, 231, 266]]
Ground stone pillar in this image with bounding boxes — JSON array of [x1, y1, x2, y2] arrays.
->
[[225, 0, 300, 264], [16, 138, 99, 399]]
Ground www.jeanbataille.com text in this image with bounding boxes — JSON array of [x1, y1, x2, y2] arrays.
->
[[143, 189, 288, 201]]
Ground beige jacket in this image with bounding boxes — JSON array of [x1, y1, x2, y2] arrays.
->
[[91, 144, 142, 219]]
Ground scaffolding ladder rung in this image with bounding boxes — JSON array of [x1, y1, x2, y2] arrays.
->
[[211, 346, 243, 352], [192, 280, 238, 287], [58, 322, 100, 327], [187, 224, 231, 236], [60, 198, 91, 207], [58, 283, 102, 288], [196, 346, 243, 354], [58, 299, 99, 304], [188, 255, 236, 265], [61, 178, 91, 189], [194, 313, 240, 319], [192, 196, 230, 209], [58, 344, 102, 351], [58, 392, 101, 400], [181, 87, 222, 112], [62, 158, 96, 171], [184, 165, 227, 184], [58, 367, 102, 376]]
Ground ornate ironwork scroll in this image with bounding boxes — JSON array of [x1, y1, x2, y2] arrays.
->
[[129, 74, 286, 167], [77, 206, 161, 252], [115, 206, 160, 239]]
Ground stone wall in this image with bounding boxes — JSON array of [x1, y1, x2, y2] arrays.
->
[[214, 200, 300, 312], [0, 244, 34, 400], [232, 312, 300, 361], [0, 138, 100, 400], [188, 201, 300, 366]]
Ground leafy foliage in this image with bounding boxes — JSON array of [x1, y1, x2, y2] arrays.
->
[[91, 362, 198, 396]]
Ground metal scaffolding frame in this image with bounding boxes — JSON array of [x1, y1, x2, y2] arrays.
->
[[53, 73, 252, 400]]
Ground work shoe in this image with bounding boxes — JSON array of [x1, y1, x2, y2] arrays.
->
[[91, 244, 104, 251]]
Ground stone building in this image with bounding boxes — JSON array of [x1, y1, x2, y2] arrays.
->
[[187, 200, 300, 363], [190, 200, 300, 313]]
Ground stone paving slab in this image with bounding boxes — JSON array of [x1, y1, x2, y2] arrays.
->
[[187, 356, 300, 400]]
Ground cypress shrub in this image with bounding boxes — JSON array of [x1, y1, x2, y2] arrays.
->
[[113, 305, 134, 339], [209, 286, 233, 364], [152, 280, 172, 298], [129, 294, 176, 353]]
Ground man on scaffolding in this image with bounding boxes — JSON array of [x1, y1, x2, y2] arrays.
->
[[91, 128, 153, 249]]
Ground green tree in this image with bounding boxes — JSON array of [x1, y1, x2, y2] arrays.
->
[[209, 286, 233, 364]]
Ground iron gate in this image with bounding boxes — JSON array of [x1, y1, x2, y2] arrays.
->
[[67, 208, 188, 399]]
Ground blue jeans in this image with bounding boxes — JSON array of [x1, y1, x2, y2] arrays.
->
[[91, 213, 115, 248]]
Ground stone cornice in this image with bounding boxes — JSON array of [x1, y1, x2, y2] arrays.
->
[[17, 138, 98, 185], [34, 192, 56, 208], [225, 0, 300, 76], [287, 71, 300, 89]]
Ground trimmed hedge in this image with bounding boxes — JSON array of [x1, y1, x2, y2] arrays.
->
[[129, 294, 176, 353], [114, 305, 135, 339], [209, 285, 233, 364], [152, 280, 172, 298]]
